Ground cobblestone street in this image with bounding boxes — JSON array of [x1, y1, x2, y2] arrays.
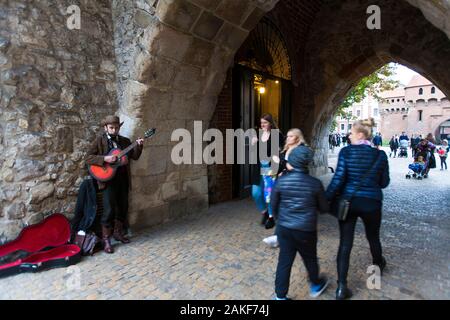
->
[[1, 147, 449, 300]]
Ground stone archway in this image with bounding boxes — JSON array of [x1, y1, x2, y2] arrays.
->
[[112, 0, 450, 228]]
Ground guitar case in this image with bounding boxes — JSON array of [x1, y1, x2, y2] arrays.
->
[[0, 213, 81, 279]]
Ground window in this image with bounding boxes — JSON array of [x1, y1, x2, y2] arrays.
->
[[348, 124, 352, 130], [397, 99, 400, 102], [418, 110, 423, 121], [373, 108, 379, 117], [341, 124, 345, 131], [391, 99, 394, 103], [419, 88, 423, 95], [431, 87, 436, 94], [357, 110, 361, 117]]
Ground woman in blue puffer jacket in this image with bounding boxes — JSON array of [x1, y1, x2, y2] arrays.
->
[[326, 118, 390, 300]]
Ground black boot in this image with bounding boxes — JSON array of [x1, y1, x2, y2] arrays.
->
[[261, 210, 269, 225], [336, 282, 353, 300], [374, 257, 387, 275]]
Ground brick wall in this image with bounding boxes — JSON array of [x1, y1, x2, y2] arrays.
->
[[208, 69, 233, 204], [208, 0, 324, 204]]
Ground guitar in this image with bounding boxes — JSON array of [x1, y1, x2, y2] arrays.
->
[[88, 128, 156, 182]]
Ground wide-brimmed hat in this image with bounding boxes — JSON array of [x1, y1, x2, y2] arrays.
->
[[102, 115, 124, 127]]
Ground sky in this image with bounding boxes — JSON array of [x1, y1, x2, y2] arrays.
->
[[390, 63, 421, 86]]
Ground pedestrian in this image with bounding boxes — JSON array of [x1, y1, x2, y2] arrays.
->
[[389, 135, 399, 158], [263, 128, 308, 248], [326, 118, 390, 300], [271, 146, 330, 300], [372, 132, 382, 149], [86, 115, 144, 253], [250, 114, 284, 229], [437, 139, 448, 170]]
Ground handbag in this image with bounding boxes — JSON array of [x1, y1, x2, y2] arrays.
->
[[337, 151, 382, 221], [74, 231, 100, 256]]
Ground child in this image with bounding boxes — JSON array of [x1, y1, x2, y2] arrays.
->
[[409, 155, 425, 174], [437, 139, 449, 170], [270, 145, 330, 300]]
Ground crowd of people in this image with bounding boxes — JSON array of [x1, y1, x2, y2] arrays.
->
[[252, 114, 390, 300]]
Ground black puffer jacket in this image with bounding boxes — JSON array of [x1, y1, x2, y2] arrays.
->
[[326, 144, 390, 202], [271, 168, 329, 232]]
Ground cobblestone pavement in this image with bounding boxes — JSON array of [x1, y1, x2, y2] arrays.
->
[[1, 147, 449, 300]]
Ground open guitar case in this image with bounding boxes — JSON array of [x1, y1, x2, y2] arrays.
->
[[0, 213, 81, 279]]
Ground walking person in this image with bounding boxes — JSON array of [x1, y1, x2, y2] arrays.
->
[[389, 135, 399, 158], [326, 118, 390, 300], [437, 139, 449, 170], [263, 128, 308, 248], [250, 114, 284, 229], [271, 146, 330, 300], [372, 132, 382, 149]]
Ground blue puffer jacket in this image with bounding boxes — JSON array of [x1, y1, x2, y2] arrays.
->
[[271, 168, 329, 232], [326, 144, 390, 202]]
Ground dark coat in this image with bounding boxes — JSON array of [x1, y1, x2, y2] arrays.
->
[[85, 133, 143, 190], [250, 131, 285, 185], [326, 144, 390, 202], [271, 168, 329, 232], [71, 178, 98, 233]]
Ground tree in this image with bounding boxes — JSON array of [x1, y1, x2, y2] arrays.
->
[[331, 63, 400, 132]]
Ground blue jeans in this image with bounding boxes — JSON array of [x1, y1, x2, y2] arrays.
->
[[252, 176, 273, 217]]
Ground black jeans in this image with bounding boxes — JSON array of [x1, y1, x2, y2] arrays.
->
[[440, 156, 447, 169], [101, 170, 129, 228], [337, 197, 383, 285], [275, 225, 320, 297]]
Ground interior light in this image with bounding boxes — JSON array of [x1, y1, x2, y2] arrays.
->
[[259, 87, 266, 94]]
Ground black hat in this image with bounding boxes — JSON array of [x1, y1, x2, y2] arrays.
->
[[287, 145, 313, 170]]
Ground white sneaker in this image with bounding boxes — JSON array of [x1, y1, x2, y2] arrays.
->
[[263, 235, 279, 248]]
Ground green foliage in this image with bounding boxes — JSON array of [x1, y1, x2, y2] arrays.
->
[[333, 64, 400, 129]]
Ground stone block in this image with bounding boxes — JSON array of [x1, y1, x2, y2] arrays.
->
[[156, 0, 202, 32], [149, 23, 193, 62], [189, 0, 222, 11], [161, 180, 180, 200], [242, 6, 265, 31], [133, 146, 168, 176], [29, 182, 55, 204], [129, 203, 170, 230], [14, 159, 46, 181], [5, 203, 26, 220], [182, 175, 208, 196], [215, 0, 253, 25], [193, 11, 224, 40], [171, 64, 204, 94], [186, 194, 209, 215], [183, 37, 215, 67], [214, 22, 248, 51], [55, 127, 73, 153], [135, 9, 155, 28]]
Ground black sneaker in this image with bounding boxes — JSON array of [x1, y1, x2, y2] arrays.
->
[[265, 217, 275, 229]]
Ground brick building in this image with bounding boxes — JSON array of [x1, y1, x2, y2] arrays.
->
[[379, 75, 450, 142]]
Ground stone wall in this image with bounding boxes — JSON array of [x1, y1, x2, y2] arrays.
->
[[0, 0, 117, 242]]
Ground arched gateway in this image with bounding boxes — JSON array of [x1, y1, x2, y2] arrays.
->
[[1, 0, 450, 238]]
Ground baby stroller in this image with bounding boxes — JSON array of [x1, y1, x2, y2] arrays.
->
[[406, 152, 429, 180], [398, 139, 408, 158]]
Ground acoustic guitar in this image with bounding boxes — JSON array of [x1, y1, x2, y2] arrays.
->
[[88, 128, 156, 182]]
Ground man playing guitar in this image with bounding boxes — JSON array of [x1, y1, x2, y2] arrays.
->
[[86, 115, 144, 254]]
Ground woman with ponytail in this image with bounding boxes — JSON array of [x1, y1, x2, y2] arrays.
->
[[326, 118, 390, 300]]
